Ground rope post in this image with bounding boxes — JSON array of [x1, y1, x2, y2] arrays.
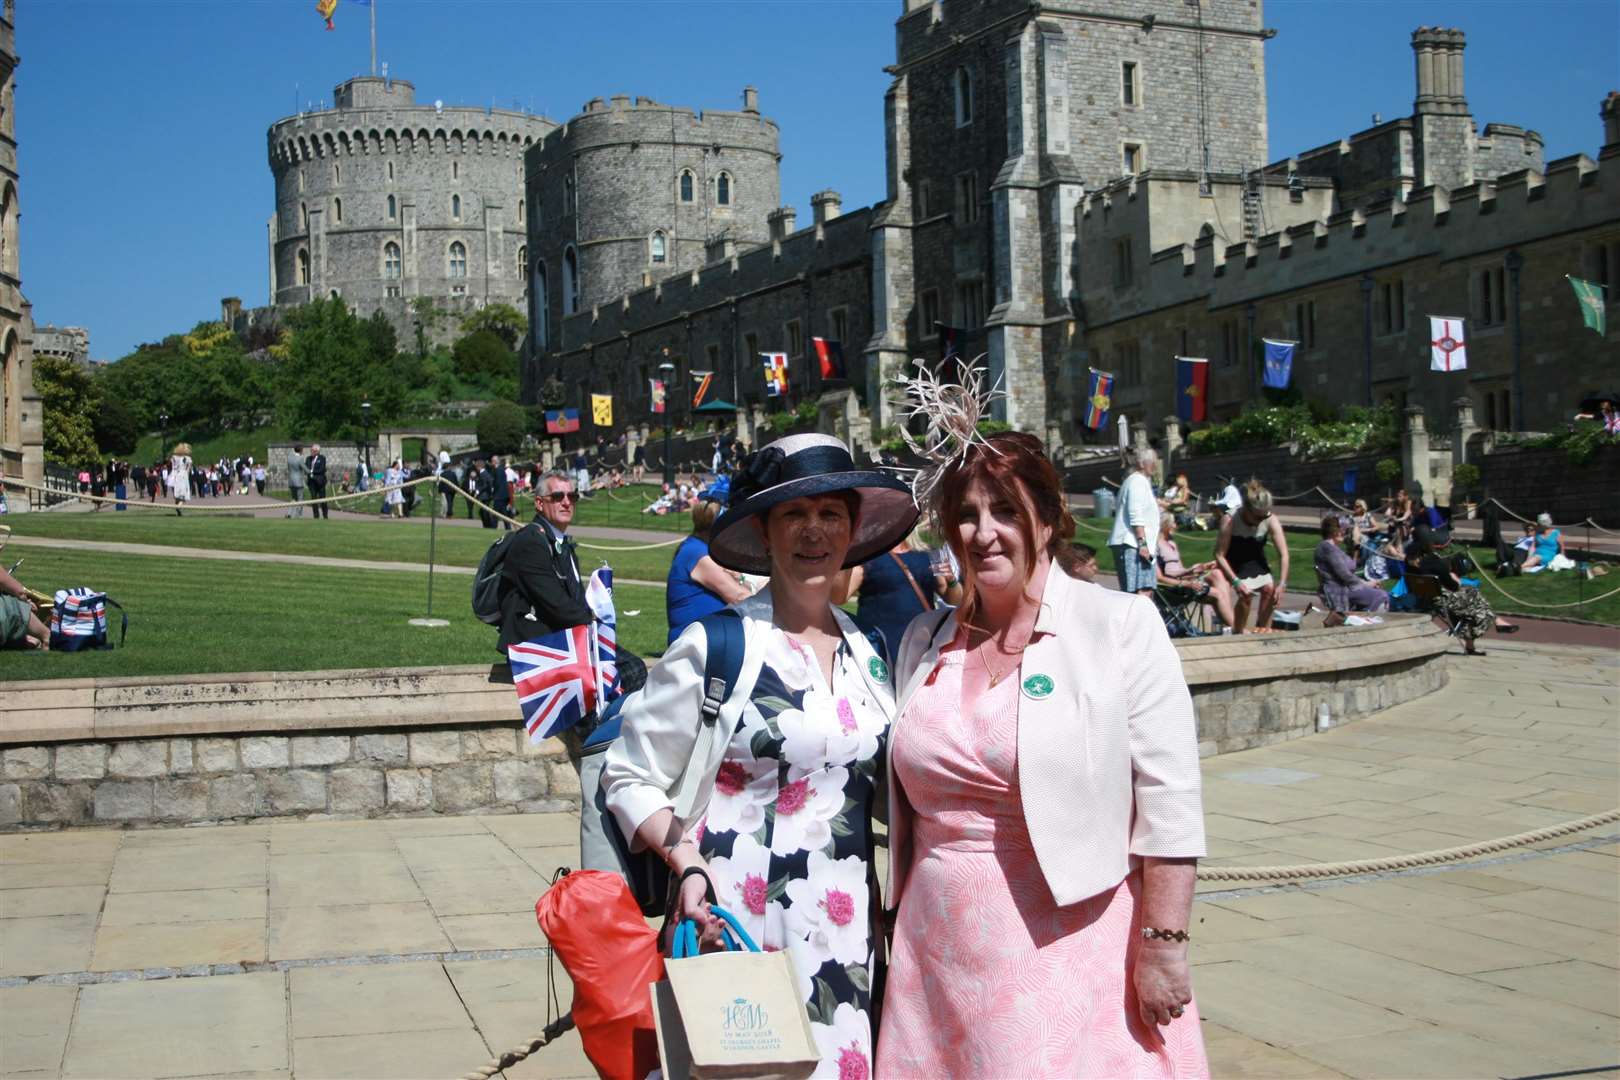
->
[[410, 473, 448, 629]]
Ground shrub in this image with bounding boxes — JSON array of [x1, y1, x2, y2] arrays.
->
[[476, 400, 528, 456], [1187, 403, 1397, 460], [94, 396, 141, 456], [1452, 463, 1481, 496], [1375, 458, 1402, 487], [452, 330, 516, 382]]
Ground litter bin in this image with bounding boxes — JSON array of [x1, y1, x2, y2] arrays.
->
[[1092, 486, 1116, 519]]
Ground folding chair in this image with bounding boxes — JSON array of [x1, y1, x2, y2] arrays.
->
[[1153, 584, 1211, 638]]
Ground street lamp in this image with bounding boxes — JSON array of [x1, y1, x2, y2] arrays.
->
[[158, 412, 170, 458], [1505, 249, 1525, 432], [360, 400, 373, 490], [659, 353, 677, 487], [1360, 274, 1375, 408]]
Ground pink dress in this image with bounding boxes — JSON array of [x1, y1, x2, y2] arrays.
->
[[877, 637, 1209, 1079]]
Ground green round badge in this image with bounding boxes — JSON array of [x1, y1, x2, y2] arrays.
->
[[868, 656, 890, 683], [1022, 673, 1055, 699]]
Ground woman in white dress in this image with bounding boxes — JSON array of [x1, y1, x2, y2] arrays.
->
[[168, 443, 193, 517], [385, 459, 406, 517]]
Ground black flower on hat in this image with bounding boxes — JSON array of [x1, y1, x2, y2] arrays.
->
[[730, 446, 786, 505]]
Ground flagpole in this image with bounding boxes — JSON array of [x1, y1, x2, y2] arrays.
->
[[370, 0, 378, 77]]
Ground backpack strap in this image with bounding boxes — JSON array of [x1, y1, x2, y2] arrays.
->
[[696, 609, 744, 726]]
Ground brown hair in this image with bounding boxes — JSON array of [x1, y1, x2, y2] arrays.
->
[[1320, 514, 1343, 539], [936, 432, 1080, 627]]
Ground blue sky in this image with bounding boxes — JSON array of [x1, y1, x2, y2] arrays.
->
[[19, 0, 1618, 360]]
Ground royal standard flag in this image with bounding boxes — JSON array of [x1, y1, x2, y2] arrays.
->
[[1083, 368, 1113, 431], [591, 394, 612, 427], [761, 352, 789, 397], [1175, 357, 1209, 423], [1569, 276, 1607, 336], [1262, 339, 1296, 389], [316, 0, 368, 30]]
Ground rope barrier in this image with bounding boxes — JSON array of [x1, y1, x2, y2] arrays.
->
[[457, 1013, 576, 1080], [1468, 562, 1620, 610], [1196, 807, 1620, 882], [0, 473, 440, 514], [435, 478, 686, 552]]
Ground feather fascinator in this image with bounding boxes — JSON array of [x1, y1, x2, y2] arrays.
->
[[890, 355, 1005, 531]]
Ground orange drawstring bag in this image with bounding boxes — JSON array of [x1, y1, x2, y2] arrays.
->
[[536, 870, 664, 1080]]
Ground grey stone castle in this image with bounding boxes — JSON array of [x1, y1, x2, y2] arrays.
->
[[521, 0, 1617, 445], [258, 75, 554, 332], [0, 0, 43, 495], [244, 0, 1617, 445]]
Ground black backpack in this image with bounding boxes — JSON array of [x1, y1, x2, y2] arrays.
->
[[471, 523, 537, 625]]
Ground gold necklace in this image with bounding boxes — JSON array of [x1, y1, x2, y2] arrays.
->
[[976, 632, 1023, 687]]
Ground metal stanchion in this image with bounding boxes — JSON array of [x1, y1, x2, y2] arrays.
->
[[409, 473, 449, 628]]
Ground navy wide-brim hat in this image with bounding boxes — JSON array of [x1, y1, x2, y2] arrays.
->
[[709, 433, 919, 575]]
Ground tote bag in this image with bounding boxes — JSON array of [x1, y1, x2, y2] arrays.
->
[[652, 906, 818, 1080]]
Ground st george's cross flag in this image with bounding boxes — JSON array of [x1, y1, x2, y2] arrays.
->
[[1176, 357, 1210, 423], [1262, 340, 1297, 390], [1568, 276, 1607, 336], [1083, 369, 1113, 431], [1429, 316, 1468, 372]]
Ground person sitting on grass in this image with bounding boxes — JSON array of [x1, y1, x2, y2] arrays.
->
[[1405, 548, 1518, 656], [1315, 515, 1390, 624], [1157, 511, 1237, 629], [1517, 513, 1566, 574], [0, 563, 48, 650]]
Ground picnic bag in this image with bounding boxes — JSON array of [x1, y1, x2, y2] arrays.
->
[[49, 588, 126, 651], [535, 869, 664, 1080], [652, 902, 818, 1080]]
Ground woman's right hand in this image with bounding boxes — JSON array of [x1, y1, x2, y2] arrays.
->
[[674, 861, 726, 950]]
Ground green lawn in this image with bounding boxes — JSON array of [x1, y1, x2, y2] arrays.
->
[[131, 425, 290, 468], [1071, 516, 1620, 625], [4, 511, 684, 584], [0, 548, 670, 681], [324, 482, 693, 534]]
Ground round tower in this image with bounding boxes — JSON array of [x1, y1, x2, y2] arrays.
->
[[524, 88, 780, 349], [266, 76, 555, 316]]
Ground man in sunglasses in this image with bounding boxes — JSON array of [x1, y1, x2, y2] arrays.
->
[[495, 471, 594, 658]]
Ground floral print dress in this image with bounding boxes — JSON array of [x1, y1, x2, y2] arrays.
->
[[695, 626, 890, 1080]]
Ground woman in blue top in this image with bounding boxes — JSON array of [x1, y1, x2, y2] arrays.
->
[[833, 534, 960, 662], [1520, 513, 1565, 573], [665, 499, 752, 644]]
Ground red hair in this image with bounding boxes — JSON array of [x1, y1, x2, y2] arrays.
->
[[936, 432, 1080, 628]]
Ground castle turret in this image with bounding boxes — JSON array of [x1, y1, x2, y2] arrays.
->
[[1602, 90, 1620, 149], [1411, 27, 1477, 192]]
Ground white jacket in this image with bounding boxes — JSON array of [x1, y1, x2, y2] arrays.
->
[[602, 585, 897, 849], [1107, 470, 1160, 551], [886, 564, 1205, 909]]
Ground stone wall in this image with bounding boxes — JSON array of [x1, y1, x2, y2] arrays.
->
[[1062, 445, 1392, 505], [0, 724, 575, 830], [1479, 442, 1620, 527]]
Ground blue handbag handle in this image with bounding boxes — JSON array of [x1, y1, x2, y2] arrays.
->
[[670, 904, 761, 959]]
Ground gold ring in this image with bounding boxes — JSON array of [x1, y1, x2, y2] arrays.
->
[[1170, 1007, 1185, 1018]]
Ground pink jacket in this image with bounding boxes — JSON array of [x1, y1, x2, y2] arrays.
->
[[885, 565, 1206, 908]]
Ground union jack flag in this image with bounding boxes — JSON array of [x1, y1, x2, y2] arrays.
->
[[509, 625, 613, 743]]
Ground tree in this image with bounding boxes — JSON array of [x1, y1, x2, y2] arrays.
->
[[93, 396, 140, 456], [452, 329, 517, 383], [34, 355, 100, 468], [477, 400, 528, 456], [459, 303, 528, 350], [278, 298, 412, 438]]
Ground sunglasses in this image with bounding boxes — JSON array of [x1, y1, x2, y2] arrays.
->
[[543, 491, 579, 504]]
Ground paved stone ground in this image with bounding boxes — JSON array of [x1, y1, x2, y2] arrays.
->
[[1, 647, 1615, 1079]]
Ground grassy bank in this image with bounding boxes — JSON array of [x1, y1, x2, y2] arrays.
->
[[0, 547, 669, 681]]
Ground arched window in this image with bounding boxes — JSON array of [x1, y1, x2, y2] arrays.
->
[[333, 162, 341, 184], [387, 161, 394, 181], [650, 231, 667, 264], [297, 247, 310, 285], [298, 169, 305, 193], [562, 246, 579, 314], [448, 241, 467, 278], [300, 202, 308, 231], [565, 176, 576, 214], [953, 67, 973, 127], [0, 182, 16, 277], [517, 245, 528, 279], [517, 200, 524, 224], [1, 330, 14, 446], [452, 160, 459, 181], [387, 194, 397, 219], [532, 264, 550, 349], [451, 193, 461, 219], [333, 197, 343, 223], [679, 170, 694, 203], [384, 241, 401, 280], [716, 173, 732, 206]]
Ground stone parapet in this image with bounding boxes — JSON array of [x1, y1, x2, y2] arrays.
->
[[0, 618, 1449, 830]]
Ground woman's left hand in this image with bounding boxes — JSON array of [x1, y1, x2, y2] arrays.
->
[[1134, 942, 1193, 1028]]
